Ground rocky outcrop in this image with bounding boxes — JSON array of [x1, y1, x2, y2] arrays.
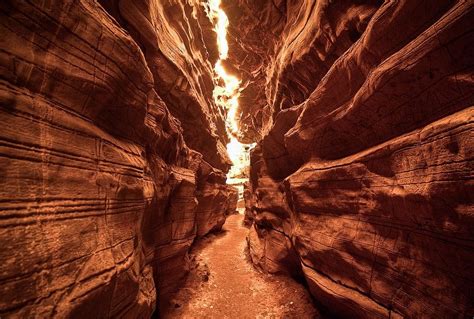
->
[[286, 108, 473, 318], [243, 0, 474, 318], [195, 157, 238, 237], [0, 0, 236, 317], [246, 145, 304, 278], [243, 182, 253, 225]]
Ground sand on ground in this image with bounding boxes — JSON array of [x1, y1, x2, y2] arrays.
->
[[162, 214, 321, 319]]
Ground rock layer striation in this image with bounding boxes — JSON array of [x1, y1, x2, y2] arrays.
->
[[241, 0, 474, 318], [0, 0, 236, 317]]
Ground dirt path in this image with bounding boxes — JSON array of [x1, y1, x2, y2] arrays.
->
[[162, 214, 320, 319]]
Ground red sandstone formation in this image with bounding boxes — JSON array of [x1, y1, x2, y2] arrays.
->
[[1, 0, 473, 318], [0, 0, 236, 317], [241, 0, 474, 318], [223, 0, 382, 142]]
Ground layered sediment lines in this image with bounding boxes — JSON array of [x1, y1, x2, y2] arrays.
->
[[242, 0, 474, 318], [0, 0, 236, 317]]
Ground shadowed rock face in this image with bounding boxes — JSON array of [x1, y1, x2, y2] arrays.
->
[[99, 0, 231, 172], [0, 0, 236, 317], [242, 0, 474, 318]]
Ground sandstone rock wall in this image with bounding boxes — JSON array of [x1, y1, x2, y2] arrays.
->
[[224, 0, 382, 142], [243, 0, 474, 318], [1, 0, 473, 317], [0, 0, 235, 317], [99, 0, 231, 172]]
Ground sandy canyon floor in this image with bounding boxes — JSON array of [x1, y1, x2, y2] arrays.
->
[[162, 214, 320, 319]]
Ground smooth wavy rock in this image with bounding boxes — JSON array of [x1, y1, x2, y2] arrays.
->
[[224, 0, 381, 142], [245, 0, 473, 318], [0, 0, 236, 317]]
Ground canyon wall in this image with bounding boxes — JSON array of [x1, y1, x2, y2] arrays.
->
[[240, 0, 474, 318], [0, 0, 236, 317]]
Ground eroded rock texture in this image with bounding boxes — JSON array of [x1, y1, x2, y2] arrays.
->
[[224, 0, 382, 141], [242, 0, 474, 318], [0, 0, 236, 317], [99, 0, 231, 172]]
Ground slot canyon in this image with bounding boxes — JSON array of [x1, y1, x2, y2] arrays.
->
[[0, 0, 473, 318]]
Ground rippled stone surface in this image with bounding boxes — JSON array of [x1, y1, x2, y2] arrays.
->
[[0, 0, 236, 316], [243, 1, 474, 317]]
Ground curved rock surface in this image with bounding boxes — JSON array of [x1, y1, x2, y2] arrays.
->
[[243, 0, 474, 318], [224, 0, 382, 142], [0, 0, 236, 317], [100, 0, 231, 172]]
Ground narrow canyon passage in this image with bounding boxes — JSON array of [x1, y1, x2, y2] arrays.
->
[[1, 0, 473, 318], [163, 214, 319, 319]]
